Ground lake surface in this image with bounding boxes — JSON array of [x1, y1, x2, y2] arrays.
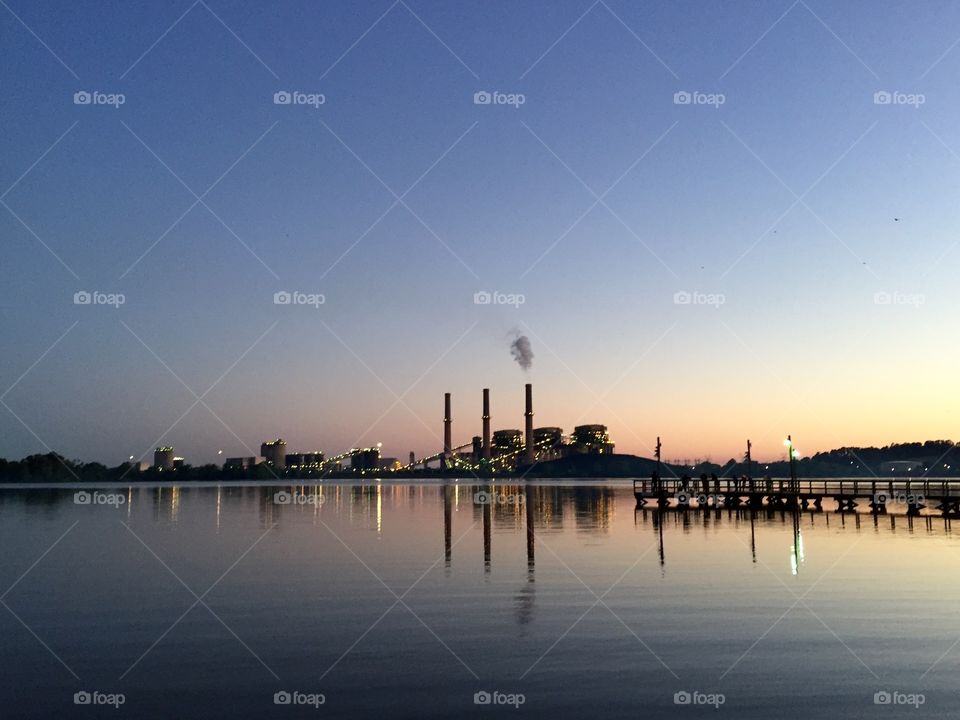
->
[[0, 480, 957, 718]]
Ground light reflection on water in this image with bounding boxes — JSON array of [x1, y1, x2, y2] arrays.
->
[[0, 481, 958, 719]]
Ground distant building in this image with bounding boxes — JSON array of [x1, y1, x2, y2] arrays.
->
[[129, 461, 150, 473], [351, 447, 381, 471], [173, 457, 185, 470], [379, 457, 400, 471], [570, 425, 614, 455], [154, 447, 174, 470], [224, 456, 264, 470], [533, 427, 564, 460], [879, 460, 924, 474], [260, 439, 287, 468], [285, 452, 325, 470], [493, 429, 523, 456]]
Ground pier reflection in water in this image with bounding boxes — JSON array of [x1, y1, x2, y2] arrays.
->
[[2, 481, 960, 719]]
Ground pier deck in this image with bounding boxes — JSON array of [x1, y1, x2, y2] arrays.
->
[[633, 477, 960, 515]]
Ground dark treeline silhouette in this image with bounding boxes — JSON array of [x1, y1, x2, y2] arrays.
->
[[0, 441, 958, 482], [680, 440, 959, 479], [0, 453, 281, 483]]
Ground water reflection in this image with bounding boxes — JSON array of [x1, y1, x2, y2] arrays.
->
[[2, 481, 958, 536], [2, 479, 958, 585], [3, 481, 960, 720]]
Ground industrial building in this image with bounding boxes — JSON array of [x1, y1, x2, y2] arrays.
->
[[351, 447, 381, 471], [224, 456, 264, 470], [260, 439, 287, 468], [533, 427, 565, 460], [154, 447, 174, 470], [285, 452, 325, 470], [570, 425, 615, 455], [492, 429, 523, 456]]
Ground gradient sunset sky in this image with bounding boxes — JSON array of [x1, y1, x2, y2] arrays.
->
[[2, 0, 958, 465]]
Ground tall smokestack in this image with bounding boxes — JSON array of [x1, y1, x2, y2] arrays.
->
[[444, 392, 452, 458], [524, 383, 534, 464], [482, 388, 491, 460]]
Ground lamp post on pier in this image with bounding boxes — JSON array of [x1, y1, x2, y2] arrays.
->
[[784, 435, 800, 492]]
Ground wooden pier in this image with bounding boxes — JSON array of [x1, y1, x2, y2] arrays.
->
[[632, 477, 960, 516]]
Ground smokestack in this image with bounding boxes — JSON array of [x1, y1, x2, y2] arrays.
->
[[482, 388, 491, 460], [444, 392, 452, 457], [441, 392, 453, 471], [524, 383, 534, 464]]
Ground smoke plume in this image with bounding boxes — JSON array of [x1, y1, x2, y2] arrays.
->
[[510, 334, 534, 371]]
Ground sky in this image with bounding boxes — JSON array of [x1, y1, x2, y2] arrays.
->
[[2, 0, 959, 466]]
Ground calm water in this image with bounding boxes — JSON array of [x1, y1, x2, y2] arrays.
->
[[1, 481, 958, 718]]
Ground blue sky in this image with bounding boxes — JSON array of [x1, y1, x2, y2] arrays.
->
[[3, 0, 960, 465]]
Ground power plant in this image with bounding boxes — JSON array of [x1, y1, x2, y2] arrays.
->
[[402, 383, 614, 473], [154, 383, 614, 477]]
